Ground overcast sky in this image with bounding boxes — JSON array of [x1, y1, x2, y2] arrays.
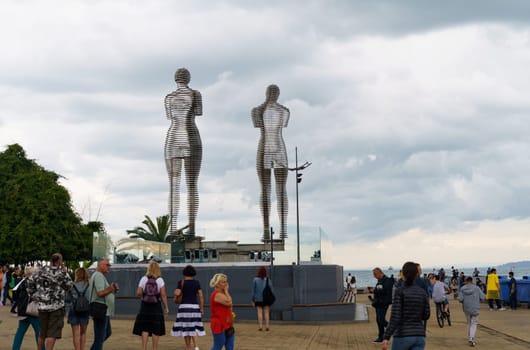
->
[[2, 1, 530, 269]]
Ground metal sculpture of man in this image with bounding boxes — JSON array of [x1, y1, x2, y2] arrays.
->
[[252, 84, 290, 240], [164, 68, 203, 236]]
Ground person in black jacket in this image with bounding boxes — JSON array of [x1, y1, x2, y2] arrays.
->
[[370, 267, 394, 343], [382, 261, 430, 350]]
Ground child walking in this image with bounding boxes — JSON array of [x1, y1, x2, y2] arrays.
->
[[458, 276, 485, 347]]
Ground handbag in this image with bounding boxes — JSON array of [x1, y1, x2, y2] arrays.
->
[[262, 278, 276, 305], [89, 302, 108, 319], [26, 301, 39, 317], [174, 279, 185, 304], [224, 326, 235, 337], [88, 277, 108, 319]]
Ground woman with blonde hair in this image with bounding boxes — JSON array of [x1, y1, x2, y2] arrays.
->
[[12, 266, 41, 350], [132, 261, 169, 350], [209, 273, 235, 350], [67, 267, 90, 350]]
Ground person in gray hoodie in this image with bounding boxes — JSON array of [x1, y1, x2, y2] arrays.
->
[[458, 276, 485, 347]]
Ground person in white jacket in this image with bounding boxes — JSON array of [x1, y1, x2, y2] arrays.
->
[[458, 276, 485, 347]]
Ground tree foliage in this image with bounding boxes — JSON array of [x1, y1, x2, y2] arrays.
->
[[127, 214, 184, 243], [0, 144, 92, 264]]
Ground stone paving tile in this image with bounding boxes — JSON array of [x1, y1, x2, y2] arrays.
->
[[1, 295, 528, 349]]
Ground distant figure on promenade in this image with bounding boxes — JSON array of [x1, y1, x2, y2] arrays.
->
[[415, 264, 428, 295], [430, 275, 451, 315], [350, 275, 357, 294], [251, 266, 274, 331], [164, 67, 203, 236], [369, 267, 394, 344], [67, 268, 90, 350], [437, 268, 446, 283], [12, 267, 41, 350], [486, 268, 505, 311], [382, 261, 430, 350], [89, 258, 119, 350], [171, 264, 205, 350], [472, 268, 480, 277], [10, 266, 22, 313], [252, 84, 290, 240], [346, 273, 353, 291], [133, 261, 169, 350], [458, 276, 485, 347], [27, 253, 73, 350], [508, 272, 517, 310], [475, 278, 486, 293], [2, 264, 14, 306], [209, 273, 235, 350]]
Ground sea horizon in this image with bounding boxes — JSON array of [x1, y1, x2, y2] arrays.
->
[[344, 265, 530, 288]]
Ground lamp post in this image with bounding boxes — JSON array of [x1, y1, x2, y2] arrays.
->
[[270, 226, 274, 280], [289, 147, 311, 265]]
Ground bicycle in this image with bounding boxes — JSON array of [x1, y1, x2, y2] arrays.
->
[[435, 301, 451, 328]]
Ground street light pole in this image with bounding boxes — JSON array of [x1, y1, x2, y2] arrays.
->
[[295, 147, 300, 265], [270, 226, 274, 280], [289, 147, 311, 265]]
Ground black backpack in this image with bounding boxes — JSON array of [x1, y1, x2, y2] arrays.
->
[[72, 284, 90, 312]]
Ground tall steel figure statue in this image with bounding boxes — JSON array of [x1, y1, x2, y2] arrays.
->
[[252, 84, 290, 240], [164, 68, 203, 236]]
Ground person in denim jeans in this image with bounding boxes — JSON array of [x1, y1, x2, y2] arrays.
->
[[382, 262, 430, 350], [209, 273, 234, 350], [89, 258, 118, 350], [12, 267, 42, 350]]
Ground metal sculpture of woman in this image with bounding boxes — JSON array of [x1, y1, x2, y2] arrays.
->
[[164, 68, 203, 236], [252, 84, 289, 240]]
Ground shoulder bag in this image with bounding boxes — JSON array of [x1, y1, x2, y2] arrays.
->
[[262, 278, 276, 305], [174, 279, 185, 304], [89, 275, 108, 319]]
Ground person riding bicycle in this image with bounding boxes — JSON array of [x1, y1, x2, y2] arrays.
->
[[430, 275, 450, 315]]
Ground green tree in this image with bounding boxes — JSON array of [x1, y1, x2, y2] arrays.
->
[[0, 144, 92, 265], [127, 215, 175, 242]]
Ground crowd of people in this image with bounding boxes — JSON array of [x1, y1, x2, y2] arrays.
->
[[369, 263, 520, 349], [1, 253, 276, 350]]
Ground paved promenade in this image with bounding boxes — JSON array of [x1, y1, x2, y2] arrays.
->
[[1, 294, 528, 349]]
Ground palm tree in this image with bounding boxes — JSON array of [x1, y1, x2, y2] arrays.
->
[[127, 215, 170, 242], [127, 215, 186, 243]]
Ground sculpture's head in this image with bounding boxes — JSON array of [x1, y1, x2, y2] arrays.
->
[[175, 68, 191, 85], [265, 84, 280, 102]]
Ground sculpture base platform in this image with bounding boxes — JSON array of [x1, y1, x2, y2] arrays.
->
[[105, 263, 363, 322]]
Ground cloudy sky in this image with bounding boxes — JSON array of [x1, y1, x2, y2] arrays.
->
[[2, 0, 530, 269]]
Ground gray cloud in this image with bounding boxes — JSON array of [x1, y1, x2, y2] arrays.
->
[[2, 1, 530, 265]]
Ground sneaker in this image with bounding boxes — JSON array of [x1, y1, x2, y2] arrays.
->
[[372, 339, 383, 344], [489, 308, 493, 311], [194, 347, 200, 350], [498, 307, 506, 311], [469, 340, 476, 347]]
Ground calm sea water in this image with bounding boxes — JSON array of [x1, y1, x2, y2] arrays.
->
[[344, 266, 530, 288]]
